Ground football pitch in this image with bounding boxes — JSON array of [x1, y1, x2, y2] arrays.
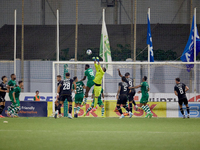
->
[[0, 117, 200, 150]]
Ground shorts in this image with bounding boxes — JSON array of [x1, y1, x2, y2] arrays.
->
[[0, 97, 5, 102], [75, 93, 84, 104], [178, 98, 188, 106], [13, 99, 20, 107], [94, 85, 102, 98], [87, 80, 95, 88], [60, 94, 72, 102], [91, 98, 104, 107], [140, 95, 149, 104], [128, 91, 136, 102], [117, 94, 128, 104]]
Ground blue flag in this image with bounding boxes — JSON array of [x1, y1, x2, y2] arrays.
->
[[181, 16, 200, 72], [147, 14, 154, 62]]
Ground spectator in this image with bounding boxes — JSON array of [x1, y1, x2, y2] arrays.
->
[[34, 90, 40, 101]]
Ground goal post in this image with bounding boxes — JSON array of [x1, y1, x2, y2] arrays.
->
[[52, 61, 200, 114]]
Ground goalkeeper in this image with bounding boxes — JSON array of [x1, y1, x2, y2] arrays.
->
[[92, 57, 106, 108]]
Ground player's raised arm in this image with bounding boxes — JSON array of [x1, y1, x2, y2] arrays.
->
[[117, 69, 123, 77], [81, 76, 86, 81], [130, 84, 141, 89]]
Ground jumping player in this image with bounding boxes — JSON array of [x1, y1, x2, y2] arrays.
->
[[116, 76, 131, 119], [131, 76, 153, 118], [55, 73, 76, 119], [7, 80, 23, 117], [73, 76, 85, 118], [0, 76, 8, 118], [174, 78, 190, 119], [81, 64, 95, 103], [55, 75, 62, 118], [92, 57, 106, 108], [84, 88, 105, 117]]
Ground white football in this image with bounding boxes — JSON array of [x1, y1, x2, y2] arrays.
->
[[86, 49, 92, 55]]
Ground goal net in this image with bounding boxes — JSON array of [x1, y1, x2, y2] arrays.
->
[[52, 61, 200, 118]]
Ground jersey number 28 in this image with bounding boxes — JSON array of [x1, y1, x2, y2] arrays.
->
[[63, 82, 70, 90]]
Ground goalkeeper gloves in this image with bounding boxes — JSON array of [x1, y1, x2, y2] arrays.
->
[[92, 57, 96, 61], [96, 57, 99, 62]]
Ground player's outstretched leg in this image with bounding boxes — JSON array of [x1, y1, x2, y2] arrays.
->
[[141, 103, 152, 118], [84, 107, 92, 116]]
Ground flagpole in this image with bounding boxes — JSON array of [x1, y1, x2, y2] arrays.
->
[[147, 8, 150, 89], [194, 7, 196, 102], [14, 9, 17, 75], [57, 9, 59, 75], [102, 8, 106, 93]]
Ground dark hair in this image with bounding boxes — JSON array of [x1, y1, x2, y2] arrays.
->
[[85, 64, 90, 68], [57, 75, 61, 78], [73, 76, 77, 81], [36, 90, 39, 93], [65, 73, 70, 76], [18, 80, 23, 85], [125, 72, 130, 76], [11, 73, 15, 78], [122, 76, 126, 82], [104, 67, 106, 72], [144, 76, 147, 81], [175, 78, 180, 82], [1, 76, 6, 81]]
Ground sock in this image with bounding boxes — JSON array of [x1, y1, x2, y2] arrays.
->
[[94, 97, 98, 107], [123, 105, 129, 113], [186, 107, 190, 115], [117, 106, 123, 115], [101, 107, 105, 116], [74, 107, 77, 114], [55, 105, 58, 112], [129, 103, 133, 113], [55, 104, 60, 114], [145, 105, 151, 114], [15, 107, 20, 114], [180, 108, 184, 115], [86, 107, 92, 114], [0, 105, 4, 114], [77, 106, 80, 113], [141, 105, 147, 113], [126, 103, 128, 108], [58, 104, 61, 114], [69, 105, 72, 114], [8, 104, 14, 112], [132, 100, 136, 106]]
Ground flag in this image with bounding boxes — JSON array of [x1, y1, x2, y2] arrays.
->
[[99, 10, 113, 76], [147, 14, 154, 62], [181, 16, 200, 72]]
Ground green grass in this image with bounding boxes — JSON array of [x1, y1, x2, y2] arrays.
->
[[0, 117, 200, 150]]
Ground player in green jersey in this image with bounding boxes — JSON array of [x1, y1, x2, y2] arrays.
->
[[7, 80, 23, 118], [7, 74, 17, 115], [131, 76, 153, 118], [81, 64, 95, 102], [73, 76, 85, 118], [84, 88, 105, 117]]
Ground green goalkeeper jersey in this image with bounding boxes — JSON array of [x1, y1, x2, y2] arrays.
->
[[73, 81, 85, 94], [8, 80, 16, 94], [141, 81, 149, 97], [84, 68, 95, 81]]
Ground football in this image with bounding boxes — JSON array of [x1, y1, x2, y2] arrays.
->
[[86, 49, 92, 55]]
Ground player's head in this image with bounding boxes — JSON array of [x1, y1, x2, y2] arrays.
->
[[85, 64, 90, 70], [1, 76, 7, 82], [36, 90, 39, 95], [73, 76, 78, 82], [65, 73, 70, 78], [57, 75, 62, 82], [121, 76, 126, 82], [11, 73, 16, 80], [18, 80, 23, 87], [175, 78, 180, 84], [125, 72, 130, 78], [143, 76, 147, 81], [102, 67, 106, 72]]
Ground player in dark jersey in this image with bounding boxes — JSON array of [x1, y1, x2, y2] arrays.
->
[[55, 75, 62, 118], [114, 69, 138, 114], [174, 78, 190, 119], [116, 76, 131, 119], [0, 76, 8, 118], [55, 73, 76, 119]]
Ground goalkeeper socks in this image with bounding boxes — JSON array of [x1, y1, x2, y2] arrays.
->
[[129, 103, 133, 112], [86, 107, 92, 114], [77, 106, 80, 113], [186, 107, 190, 114], [117, 106, 123, 115], [180, 108, 184, 115], [123, 105, 129, 113], [94, 97, 98, 107], [69, 105, 72, 114], [74, 107, 77, 114], [0, 105, 4, 114], [145, 105, 151, 114], [101, 107, 105, 116]]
